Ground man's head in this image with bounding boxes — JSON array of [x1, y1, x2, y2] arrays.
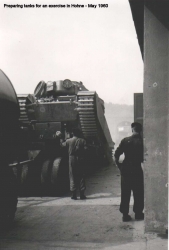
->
[[55, 131, 62, 138], [72, 128, 81, 137], [131, 122, 142, 133]]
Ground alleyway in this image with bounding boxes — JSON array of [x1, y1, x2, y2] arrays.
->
[[0, 163, 167, 250]]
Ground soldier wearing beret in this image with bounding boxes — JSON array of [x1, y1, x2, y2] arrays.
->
[[114, 122, 144, 222]]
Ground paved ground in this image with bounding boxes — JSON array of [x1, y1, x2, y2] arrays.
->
[[0, 163, 168, 249]]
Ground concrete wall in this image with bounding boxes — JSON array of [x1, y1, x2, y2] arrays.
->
[[144, 6, 169, 232]]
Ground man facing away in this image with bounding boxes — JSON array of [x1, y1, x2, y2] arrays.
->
[[56, 128, 87, 200], [114, 122, 144, 222]]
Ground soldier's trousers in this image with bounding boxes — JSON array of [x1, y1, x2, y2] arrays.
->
[[120, 168, 144, 215], [69, 156, 86, 192]]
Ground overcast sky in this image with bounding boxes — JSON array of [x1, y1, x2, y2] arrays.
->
[[0, 0, 143, 105]]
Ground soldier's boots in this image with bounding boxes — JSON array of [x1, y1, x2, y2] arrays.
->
[[80, 191, 86, 200], [71, 191, 86, 200], [123, 213, 144, 221], [71, 191, 77, 200], [135, 212, 144, 220], [122, 214, 132, 222]]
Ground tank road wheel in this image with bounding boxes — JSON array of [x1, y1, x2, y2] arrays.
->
[[20, 164, 30, 197], [51, 157, 69, 196], [41, 159, 52, 196], [0, 166, 18, 230], [51, 157, 61, 184], [21, 164, 29, 184]]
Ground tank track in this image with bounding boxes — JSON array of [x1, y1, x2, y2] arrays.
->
[[17, 95, 29, 123], [77, 91, 98, 138]]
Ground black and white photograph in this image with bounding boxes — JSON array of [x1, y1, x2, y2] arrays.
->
[[0, 0, 168, 249]]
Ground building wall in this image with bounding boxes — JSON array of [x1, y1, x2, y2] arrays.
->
[[144, 6, 169, 232], [105, 115, 133, 146]]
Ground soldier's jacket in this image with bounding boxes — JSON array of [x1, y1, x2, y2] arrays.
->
[[115, 133, 143, 174], [61, 136, 87, 192], [62, 136, 87, 157]]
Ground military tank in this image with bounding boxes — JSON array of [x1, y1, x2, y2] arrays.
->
[[0, 69, 20, 227], [16, 79, 114, 196]]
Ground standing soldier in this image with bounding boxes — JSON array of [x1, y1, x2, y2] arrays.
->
[[56, 128, 87, 200], [114, 122, 144, 222]]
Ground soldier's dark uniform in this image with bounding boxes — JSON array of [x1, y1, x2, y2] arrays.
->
[[115, 130, 144, 219]]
